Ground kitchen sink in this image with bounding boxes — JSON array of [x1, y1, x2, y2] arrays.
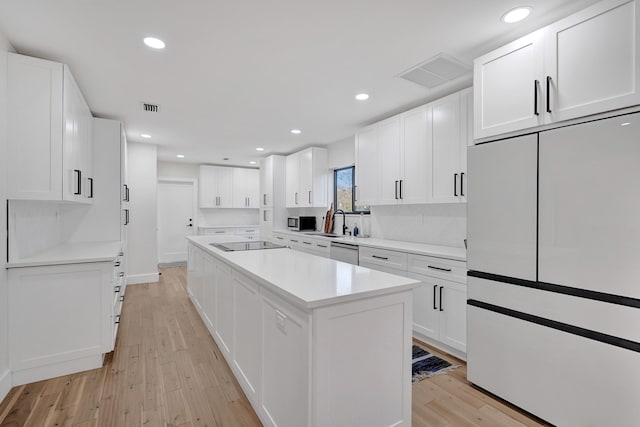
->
[[303, 232, 339, 238]]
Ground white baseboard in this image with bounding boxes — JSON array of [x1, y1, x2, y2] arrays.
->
[[127, 273, 160, 285], [413, 332, 467, 362], [0, 369, 11, 403]]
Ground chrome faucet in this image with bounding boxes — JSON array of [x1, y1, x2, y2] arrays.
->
[[333, 209, 348, 235]]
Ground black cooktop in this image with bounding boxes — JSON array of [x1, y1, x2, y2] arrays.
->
[[210, 241, 286, 252]]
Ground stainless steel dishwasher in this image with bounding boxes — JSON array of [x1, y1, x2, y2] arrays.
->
[[329, 241, 359, 265]]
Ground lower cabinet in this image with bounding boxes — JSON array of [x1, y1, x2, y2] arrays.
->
[[8, 260, 115, 385], [187, 242, 412, 426]]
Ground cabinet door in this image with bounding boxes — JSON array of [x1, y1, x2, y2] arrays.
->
[[232, 168, 248, 208], [467, 134, 538, 280], [199, 166, 216, 208], [297, 148, 313, 207], [217, 167, 234, 208], [285, 153, 298, 207], [438, 280, 467, 353], [427, 93, 462, 203], [400, 106, 428, 204], [63, 69, 91, 203], [246, 168, 260, 208], [259, 157, 273, 207], [7, 54, 64, 201], [544, 0, 640, 124], [233, 273, 262, 399], [355, 125, 378, 205], [215, 262, 234, 356], [201, 254, 216, 332], [408, 273, 439, 341], [474, 29, 545, 139], [377, 117, 401, 205], [459, 88, 473, 202]]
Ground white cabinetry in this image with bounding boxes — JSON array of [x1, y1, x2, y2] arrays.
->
[[233, 272, 262, 401], [199, 166, 233, 208], [260, 156, 287, 239], [232, 168, 260, 208], [8, 260, 114, 385], [377, 117, 402, 205], [474, 0, 640, 140], [354, 125, 378, 205], [285, 147, 328, 208], [7, 53, 93, 203], [427, 89, 472, 203]]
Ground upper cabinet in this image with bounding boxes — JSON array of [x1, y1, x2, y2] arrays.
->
[[474, 0, 640, 140], [7, 53, 94, 203], [232, 168, 259, 208], [199, 165, 259, 209], [199, 166, 233, 208], [355, 88, 472, 206], [285, 147, 328, 208], [426, 88, 472, 203]]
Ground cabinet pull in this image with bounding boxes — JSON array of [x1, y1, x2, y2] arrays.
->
[[119, 272, 125, 277], [427, 265, 452, 272], [114, 262, 121, 267], [276, 236, 284, 240], [303, 241, 312, 245], [114, 285, 121, 293], [534, 80, 540, 116], [120, 295, 124, 302], [433, 285, 438, 310], [74, 170, 82, 195], [308, 190, 311, 204], [454, 173, 458, 197], [546, 76, 552, 113], [439, 286, 444, 311], [290, 239, 299, 243], [317, 244, 328, 248], [263, 210, 267, 221], [263, 193, 267, 205], [88, 178, 94, 198], [372, 255, 389, 260], [395, 181, 399, 199], [399, 180, 403, 199], [119, 252, 124, 257], [215, 230, 225, 234], [124, 184, 130, 202], [115, 315, 121, 324], [295, 192, 298, 204], [460, 173, 464, 197], [124, 209, 129, 225]]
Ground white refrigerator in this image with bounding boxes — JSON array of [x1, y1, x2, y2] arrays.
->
[[466, 112, 640, 426]]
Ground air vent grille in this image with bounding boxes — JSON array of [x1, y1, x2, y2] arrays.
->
[[398, 53, 471, 89], [142, 103, 160, 113]]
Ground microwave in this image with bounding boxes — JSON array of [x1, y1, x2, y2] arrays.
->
[[287, 216, 316, 231]]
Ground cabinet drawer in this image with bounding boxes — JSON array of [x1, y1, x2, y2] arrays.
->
[[359, 247, 407, 271], [203, 228, 233, 235], [407, 254, 466, 284], [235, 227, 259, 235]]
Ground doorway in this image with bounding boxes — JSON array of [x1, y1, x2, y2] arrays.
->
[[157, 179, 197, 265]]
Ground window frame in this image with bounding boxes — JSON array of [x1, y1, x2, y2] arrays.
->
[[333, 165, 370, 214]]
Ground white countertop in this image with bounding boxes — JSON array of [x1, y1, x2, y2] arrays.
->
[[187, 235, 419, 309], [273, 229, 467, 262], [7, 240, 122, 268], [198, 224, 259, 229]]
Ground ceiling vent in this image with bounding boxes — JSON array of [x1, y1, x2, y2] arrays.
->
[[398, 53, 471, 89], [142, 102, 160, 113]]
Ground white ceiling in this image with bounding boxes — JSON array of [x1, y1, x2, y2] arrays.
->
[[0, 0, 598, 166]]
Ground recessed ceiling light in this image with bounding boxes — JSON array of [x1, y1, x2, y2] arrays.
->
[[621, 122, 631, 126], [256, 147, 265, 151], [355, 93, 369, 101], [143, 37, 165, 49], [290, 129, 301, 134], [141, 134, 152, 139], [176, 154, 185, 158], [249, 161, 257, 165], [501, 6, 532, 23]]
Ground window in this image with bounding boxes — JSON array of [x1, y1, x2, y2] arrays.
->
[[334, 166, 369, 214]]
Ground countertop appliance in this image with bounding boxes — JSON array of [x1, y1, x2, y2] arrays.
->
[[287, 216, 316, 231], [210, 241, 286, 252], [330, 241, 359, 265], [466, 112, 640, 426]]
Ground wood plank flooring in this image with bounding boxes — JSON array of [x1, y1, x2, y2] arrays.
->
[[0, 267, 549, 427]]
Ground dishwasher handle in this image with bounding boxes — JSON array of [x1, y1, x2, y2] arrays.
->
[[330, 241, 359, 249]]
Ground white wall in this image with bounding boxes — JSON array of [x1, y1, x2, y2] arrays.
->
[[327, 137, 355, 169], [157, 161, 199, 180], [128, 142, 159, 284], [0, 29, 14, 400]]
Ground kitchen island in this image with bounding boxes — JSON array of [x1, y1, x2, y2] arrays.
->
[[186, 235, 419, 427]]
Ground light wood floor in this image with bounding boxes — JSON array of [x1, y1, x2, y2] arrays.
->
[[0, 267, 549, 427]]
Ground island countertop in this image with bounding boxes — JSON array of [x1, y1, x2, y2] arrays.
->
[[187, 235, 420, 309]]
